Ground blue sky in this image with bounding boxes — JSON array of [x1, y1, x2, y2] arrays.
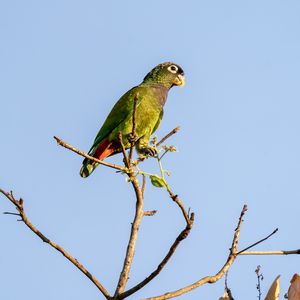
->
[[1, 1, 300, 299]]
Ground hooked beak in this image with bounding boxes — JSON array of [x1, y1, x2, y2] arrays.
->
[[174, 74, 185, 86]]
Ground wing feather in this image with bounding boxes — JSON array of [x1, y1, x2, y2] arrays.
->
[[88, 86, 142, 154]]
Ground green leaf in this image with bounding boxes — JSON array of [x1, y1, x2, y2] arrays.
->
[[150, 175, 166, 188]]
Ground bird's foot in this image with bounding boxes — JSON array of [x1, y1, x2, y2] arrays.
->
[[139, 146, 157, 157], [128, 133, 138, 144]]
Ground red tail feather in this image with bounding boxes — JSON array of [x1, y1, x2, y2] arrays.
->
[[94, 139, 116, 160]]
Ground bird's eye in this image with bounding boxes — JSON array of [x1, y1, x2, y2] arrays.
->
[[167, 65, 178, 74]]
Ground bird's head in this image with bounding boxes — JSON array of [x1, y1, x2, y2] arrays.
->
[[143, 62, 185, 89]]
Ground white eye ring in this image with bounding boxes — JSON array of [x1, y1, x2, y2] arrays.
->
[[167, 65, 178, 74]]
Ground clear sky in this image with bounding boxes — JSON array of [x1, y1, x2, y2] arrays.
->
[[1, 1, 300, 299]]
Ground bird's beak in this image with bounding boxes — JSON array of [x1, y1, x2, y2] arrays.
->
[[174, 74, 185, 86]]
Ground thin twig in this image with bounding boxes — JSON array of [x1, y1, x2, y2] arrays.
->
[[142, 205, 247, 300], [118, 132, 129, 168], [0, 188, 111, 299], [141, 173, 146, 198], [128, 95, 138, 164], [3, 212, 20, 216], [239, 249, 300, 255], [168, 191, 191, 226], [156, 127, 180, 147], [54, 136, 125, 172], [237, 228, 278, 255], [255, 265, 263, 300], [144, 210, 157, 216], [224, 271, 229, 291]]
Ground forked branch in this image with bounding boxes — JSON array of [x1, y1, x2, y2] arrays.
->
[[119, 212, 194, 299], [237, 228, 279, 255]]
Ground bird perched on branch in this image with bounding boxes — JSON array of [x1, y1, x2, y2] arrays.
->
[[80, 62, 185, 178]]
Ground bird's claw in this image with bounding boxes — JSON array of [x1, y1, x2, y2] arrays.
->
[[141, 146, 157, 157], [128, 133, 138, 144]]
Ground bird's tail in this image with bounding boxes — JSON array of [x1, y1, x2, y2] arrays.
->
[[79, 138, 115, 178], [80, 159, 98, 178]]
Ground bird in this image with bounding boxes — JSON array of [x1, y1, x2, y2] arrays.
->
[[80, 62, 185, 178]]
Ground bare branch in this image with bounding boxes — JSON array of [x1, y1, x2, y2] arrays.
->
[[239, 249, 300, 255], [54, 136, 125, 172], [156, 127, 180, 147], [114, 176, 144, 297], [0, 188, 111, 299], [118, 132, 130, 168], [142, 205, 247, 300], [144, 210, 157, 216], [168, 190, 191, 226], [237, 228, 278, 255]]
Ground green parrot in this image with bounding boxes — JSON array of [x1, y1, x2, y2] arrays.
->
[[80, 62, 185, 178]]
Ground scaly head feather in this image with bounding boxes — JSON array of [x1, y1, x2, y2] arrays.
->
[[142, 62, 185, 89]]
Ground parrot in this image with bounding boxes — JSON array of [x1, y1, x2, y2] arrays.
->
[[80, 62, 185, 178]]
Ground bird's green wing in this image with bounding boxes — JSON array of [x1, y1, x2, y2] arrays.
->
[[88, 86, 142, 154], [151, 110, 164, 134]]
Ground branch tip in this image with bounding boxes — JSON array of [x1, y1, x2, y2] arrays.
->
[[190, 212, 195, 222], [144, 210, 157, 217], [156, 126, 180, 147], [3, 212, 20, 216]]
